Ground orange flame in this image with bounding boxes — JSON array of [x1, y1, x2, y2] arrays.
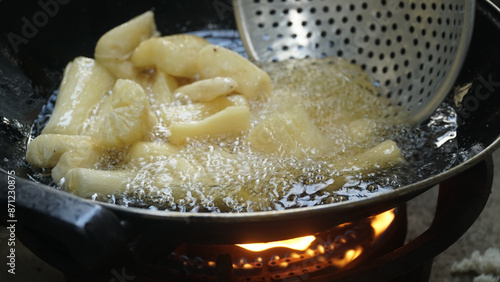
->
[[236, 209, 395, 258], [236, 235, 316, 252], [371, 209, 396, 239], [331, 246, 364, 268]]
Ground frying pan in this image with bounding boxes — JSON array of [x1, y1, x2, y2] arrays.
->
[[1, 0, 500, 275]]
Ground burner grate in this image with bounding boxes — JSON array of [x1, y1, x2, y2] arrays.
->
[[160, 208, 405, 281]]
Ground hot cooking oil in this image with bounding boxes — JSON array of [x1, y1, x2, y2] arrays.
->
[[95, 58, 415, 212], [29, 57, 459, 213]]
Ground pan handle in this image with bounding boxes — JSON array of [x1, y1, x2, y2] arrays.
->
[[0, 174, 126, 272], [328, 155, 494, 281]]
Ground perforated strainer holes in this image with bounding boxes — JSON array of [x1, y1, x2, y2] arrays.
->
[[258, 2, 384, 61], [381, 1, 465, 113], [239, 0, 471, 120]]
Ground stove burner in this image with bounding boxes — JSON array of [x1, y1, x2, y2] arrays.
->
[[157, 208, 406, 281]]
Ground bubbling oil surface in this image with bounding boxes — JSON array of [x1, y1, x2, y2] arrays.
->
[[29, 54, 459, 213], [91, 58, 421, 213]]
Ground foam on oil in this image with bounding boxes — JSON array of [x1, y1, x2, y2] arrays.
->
[[29, 57, 459, 213], [93, 58, 425, 212]]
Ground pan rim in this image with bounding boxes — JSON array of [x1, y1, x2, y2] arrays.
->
[[7, 132, 499, 223]]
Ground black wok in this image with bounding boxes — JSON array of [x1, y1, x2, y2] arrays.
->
[[1, 0, 500, 277]]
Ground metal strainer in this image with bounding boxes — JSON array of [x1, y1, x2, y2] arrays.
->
[[233, 0, 475, 124]]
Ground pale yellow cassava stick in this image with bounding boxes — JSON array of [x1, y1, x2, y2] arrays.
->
[[198, 45, 271, 100], [42, 57, 115, 135], [348, 140, 404, 169], [160, 95, 240, 125], [131, 34, 209, 78], [174, 77, 238, 102], [95, 11, 158, 79], [128, 142, 180, 161], [26, 134, 95, 168], [51, 149, 100, 185], [169, 105, 250, 145], [64, 168, 134, 197], [323, 140, 405, 192], [247, 107, 331, 159], [65, 155, 199, 198], [148, 72, 177, 105], [92, 79, 155, 147]]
